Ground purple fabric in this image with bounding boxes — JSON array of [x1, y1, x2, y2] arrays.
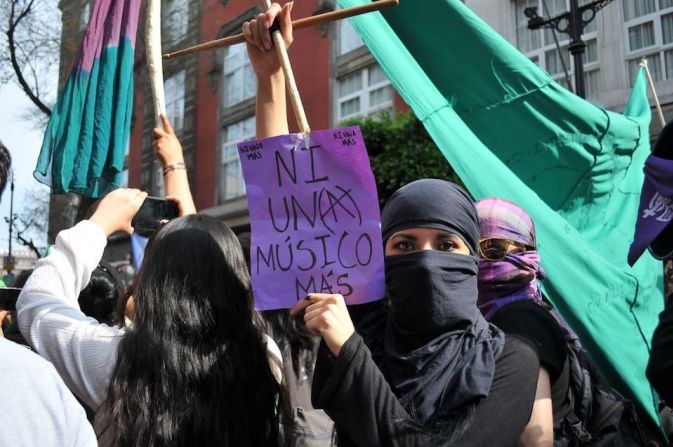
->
[[477, 252, 545, 319], [78, 0, 141, 72], [475, 197, 536, 246], [476, 197, 544, 318], [628, 154, 673, 265], [476, 198, 581, 347]]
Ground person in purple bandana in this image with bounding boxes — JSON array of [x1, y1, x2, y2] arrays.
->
[[475, 197, 576, 446]]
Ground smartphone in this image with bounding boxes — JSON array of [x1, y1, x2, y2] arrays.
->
[[131, 196, 179, 233], [0, 287, 21, 311]]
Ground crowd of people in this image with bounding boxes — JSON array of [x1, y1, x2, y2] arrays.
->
[[0, 3, 672, 446]]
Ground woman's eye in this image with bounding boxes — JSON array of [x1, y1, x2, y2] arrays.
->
[[395, 241, 415, 251], [438, 241, 457, 251]]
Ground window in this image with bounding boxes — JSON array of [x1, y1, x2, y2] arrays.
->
[[623, 0, 673, 82], [629, 22, 655, 50], [219, 116, 255, 202], [337, 64, 392, 121], [623, 0, 656, 21], [338, 20, 364, 55], [162, 0, 188, 45], [164, 71, 185, 132], [628, 54, 662, 83], [223, 43, 256, 107], [514, 0, 600, 98], [515, 0, 541, 52]]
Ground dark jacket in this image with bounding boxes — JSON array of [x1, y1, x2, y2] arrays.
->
[[312, 333, 538, 447], [647, 297, 673, 404]]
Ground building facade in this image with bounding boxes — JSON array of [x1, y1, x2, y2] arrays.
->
[[124, 0, 404, 231], [466, 0, 673, 137], [57, 0, 673, 234]]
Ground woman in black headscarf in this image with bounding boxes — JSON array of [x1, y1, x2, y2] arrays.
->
[[292, 179, 540, 446]]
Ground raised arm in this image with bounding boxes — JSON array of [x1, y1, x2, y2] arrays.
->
[[291, 293, 431, 446], [242, 2, 293, 138], [152, 114, 197, 215], [17, 188, 146, 409]]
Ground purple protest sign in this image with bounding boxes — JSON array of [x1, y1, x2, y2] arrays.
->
[[238, 126, 385, 310]]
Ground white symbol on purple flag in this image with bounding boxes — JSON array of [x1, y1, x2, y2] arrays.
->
[[643, 192, 673, 222]]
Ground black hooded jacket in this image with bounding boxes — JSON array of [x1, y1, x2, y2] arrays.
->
[[647, 296, 673, 404]]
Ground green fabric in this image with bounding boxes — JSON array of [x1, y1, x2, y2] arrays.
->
[[339, 0, 663, 423]]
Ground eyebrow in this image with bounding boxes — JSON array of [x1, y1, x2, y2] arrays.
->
[[390, 233, 417, 241]]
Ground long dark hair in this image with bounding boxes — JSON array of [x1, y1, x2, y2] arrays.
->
[[263, 310, 317, 380], [105, 215, 282, 446]]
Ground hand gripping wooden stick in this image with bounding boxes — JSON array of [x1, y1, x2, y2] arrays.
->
[[263, 0, 310, 134], [163, 0, 399, 60]]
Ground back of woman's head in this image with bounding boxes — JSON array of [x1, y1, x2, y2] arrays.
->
[[107, 214, 281, 446], [78, 261, 121, 325]]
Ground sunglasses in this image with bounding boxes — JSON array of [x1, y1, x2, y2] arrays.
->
[[479, 238, 534, 260]]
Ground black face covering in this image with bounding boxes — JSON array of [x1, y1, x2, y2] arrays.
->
[[376, 179, 505, 425], [386, 251, 480, 345]]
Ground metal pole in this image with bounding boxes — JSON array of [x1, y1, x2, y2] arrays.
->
[[8, 172, 14, 261], [567, 0, 587, 98]]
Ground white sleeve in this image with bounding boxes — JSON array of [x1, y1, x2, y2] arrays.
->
[[55, 364, 97, 447], [17, 220, 124, 410]]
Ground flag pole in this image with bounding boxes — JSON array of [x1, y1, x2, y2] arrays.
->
[[163, 0, 399, 59], [262, 0, 310, 134], [146, 0, 166, 126], [639, 58, 666, 128]]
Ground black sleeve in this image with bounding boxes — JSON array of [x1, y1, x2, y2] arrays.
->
[[647, 297, 673, 404], [456, 336, 539, 447], [491, 300, 567, 382], [311, 334, 431, 447], [347, 300, 389, 365]]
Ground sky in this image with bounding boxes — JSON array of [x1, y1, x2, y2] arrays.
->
[[0, 83, 51, 253]]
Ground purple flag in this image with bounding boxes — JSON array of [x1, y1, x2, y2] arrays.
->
[[628, 154, 673, 265], [238, 127, 385, 310]]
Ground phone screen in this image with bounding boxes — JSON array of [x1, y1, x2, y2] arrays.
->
[[131, 197, 180, 233], [0, 288, 21, 311]]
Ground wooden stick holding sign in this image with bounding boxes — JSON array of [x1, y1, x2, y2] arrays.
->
[[262, 0, 310, 134], [146, 0, 166, 126], [163, 0, 399, 60]]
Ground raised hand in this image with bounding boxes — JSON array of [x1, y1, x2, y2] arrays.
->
[[152, 114, 184, 168], [242, 1, 293, 78], [291, 293, 355, 357], [89, 188, 147, 236]]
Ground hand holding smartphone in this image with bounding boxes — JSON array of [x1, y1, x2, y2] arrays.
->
[[131, 196, 180, 234]]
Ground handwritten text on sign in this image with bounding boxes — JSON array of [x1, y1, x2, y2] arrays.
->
[[239, 127, 385, 310]]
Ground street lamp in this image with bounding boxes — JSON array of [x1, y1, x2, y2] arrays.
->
[[3, 171, 16, 274], [524, 0, 614, 99]]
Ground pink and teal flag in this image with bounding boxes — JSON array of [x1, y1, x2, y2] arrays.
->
[[35, 0, 141, 197]]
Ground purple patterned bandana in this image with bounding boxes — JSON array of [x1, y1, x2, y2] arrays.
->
[[475, 198, 581, 347], [477, 252, 546, 319], [475, 198, 546, 319], [628, 154, 673, 265]]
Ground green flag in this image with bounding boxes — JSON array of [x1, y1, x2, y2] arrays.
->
[[339, 0, 663, 423]]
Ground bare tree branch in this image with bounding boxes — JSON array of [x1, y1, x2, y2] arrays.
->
[[15, 227, 41, 258], [6, 0, 52, 116]]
